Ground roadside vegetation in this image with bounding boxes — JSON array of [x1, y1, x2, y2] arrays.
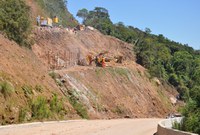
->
[[19, 94, 66, 123], [77, 7, 200, 134], [0, 0, 32, 48], [0, 81, 15, 98], [48, 72, 89, 119]]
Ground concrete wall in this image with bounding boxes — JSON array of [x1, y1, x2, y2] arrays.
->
[[157, 118, 198, 135]]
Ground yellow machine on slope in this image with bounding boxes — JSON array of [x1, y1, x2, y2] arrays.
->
[[86, 51, 108, 67], [36, 15, 58, 27], [86, 51, 123, 67]]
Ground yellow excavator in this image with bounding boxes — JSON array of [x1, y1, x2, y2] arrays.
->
[[86, 51, 108, 67], [86, 51, 123, 67]]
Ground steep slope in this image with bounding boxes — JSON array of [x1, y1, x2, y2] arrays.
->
[[0, 0, 179, 123], [0, 34, 78, 124], [32, 27, 134, 69], [32, 27, 178, 119]]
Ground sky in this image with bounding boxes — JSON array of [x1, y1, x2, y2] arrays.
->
[[68, 0, 200, 50]]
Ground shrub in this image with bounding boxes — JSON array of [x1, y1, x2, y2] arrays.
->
[[31, 96, 51, 120], [0, 0, 32, 47], [49, 71, 57, 80], [0, 81, 14, 98], [35, 85, 43, 92], [18, 108, 28, 122], [112, 106, 125, 115], [50, 94, 64, 114], [21, 85, 33, 98], [172, 120, 183, 130]]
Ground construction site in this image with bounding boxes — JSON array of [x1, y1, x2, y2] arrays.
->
[[31, 23, 179, 119], [33, 23, 133, 70], [0, 0, 180, 125]]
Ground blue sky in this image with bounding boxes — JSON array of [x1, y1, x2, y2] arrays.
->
[[68, 0, 200, 50]]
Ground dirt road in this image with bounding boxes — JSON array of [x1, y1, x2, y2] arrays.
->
[[0, 119, 161, 135]]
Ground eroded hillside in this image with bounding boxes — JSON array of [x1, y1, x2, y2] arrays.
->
[[32, 27, 178, 119], [0, 34, 78, 124]]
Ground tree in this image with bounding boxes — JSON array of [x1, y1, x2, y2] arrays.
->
[[172, 51, 193, 76], [145, 27, 151, 34], [94, 7, 109, 18], [76, 8, 88, 23], [0, 0, 31, 47], [63, 0, 67, 7]]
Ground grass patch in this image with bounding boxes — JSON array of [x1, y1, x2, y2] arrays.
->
[[111, 105, 125, 115], [95, 68, 106, 76], [21, 85, 33, 98], [68, 90, 89, 119], [49, 71, 58, 80], [0, 81, 15, 98], [108, 67, 130, 79], [35, 85, 43, 92]]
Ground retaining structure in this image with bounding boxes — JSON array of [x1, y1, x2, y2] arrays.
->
[[157, 117, 198, 135]]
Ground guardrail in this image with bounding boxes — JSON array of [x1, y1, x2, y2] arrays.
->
[[157, 117, 198, 135]]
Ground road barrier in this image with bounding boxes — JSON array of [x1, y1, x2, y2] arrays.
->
[[157, 118, 198, 135]]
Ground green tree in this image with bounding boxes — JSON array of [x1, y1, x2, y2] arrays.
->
[[0, 0, 31, 47], [76, 8, 88, 23], [145, 27, 151, 34], [83, 7, 113, 35], [172, 51, 193, 75], [94, 7, 109, 18]]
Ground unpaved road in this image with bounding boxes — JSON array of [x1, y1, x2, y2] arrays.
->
[[0, 119, 161, 135]]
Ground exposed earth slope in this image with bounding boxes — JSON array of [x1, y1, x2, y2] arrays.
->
[[0, 25, 178, 124], [32, 26, 177, 119], [0, 34, 78, 124], [0, 0, 179, 124]]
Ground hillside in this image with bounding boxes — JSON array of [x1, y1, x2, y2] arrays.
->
[[0, 0, 180, 124], [81, 7, 200, 134], [0, 34, 79, 124], [32, 26, 178, 119]]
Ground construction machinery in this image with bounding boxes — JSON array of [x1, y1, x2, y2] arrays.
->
[[86, 51, 123, 67], [37, 15, 58, 27], [76, 25, 85, 31], [40, 17, 53, 27]]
